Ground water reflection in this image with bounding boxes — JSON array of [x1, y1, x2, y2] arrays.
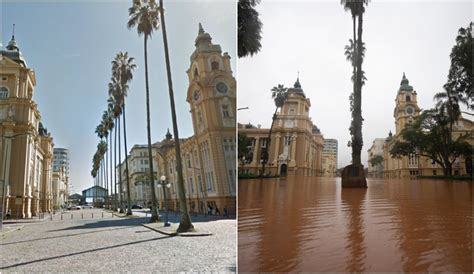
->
[[238, 176, 472, 272]]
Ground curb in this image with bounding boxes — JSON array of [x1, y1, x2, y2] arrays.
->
[[0, 225, 24, 237], [141, 223, 212, 237]]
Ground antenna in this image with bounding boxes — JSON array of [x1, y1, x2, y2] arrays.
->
[[12, 24, 15, 38]]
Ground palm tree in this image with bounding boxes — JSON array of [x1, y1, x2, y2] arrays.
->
[[128, 0, 161, 223], [341, 0, 369, 167], [102, 110, 115, 209], [238, 0, 263, 58], [159, 0, 193, 232], [107, 96, 119, 210], [111, 52, 136, 215], [260, 84, 288, 176], [109, 80, 124, 212]]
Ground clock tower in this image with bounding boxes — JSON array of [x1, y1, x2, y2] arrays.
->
[[185, 23, 236, 204], [393, 73, 420, 135]]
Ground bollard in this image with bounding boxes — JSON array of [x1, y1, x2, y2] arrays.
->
[[50, 213, 53, 221], [92, 213, 94, 219], [111, 213, 113, 218], [102, 212, 104, 218], [71, 214, 73, 219], [82, 213, 83, 219], [61, 213, 63, 220]]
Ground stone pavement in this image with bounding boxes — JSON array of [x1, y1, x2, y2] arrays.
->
[[0, 209, 236, 272]]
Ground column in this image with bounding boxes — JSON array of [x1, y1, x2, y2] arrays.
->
[[251, 137, 260, 165], [289, 134, 297, 167], [272, 135, 281, 165]]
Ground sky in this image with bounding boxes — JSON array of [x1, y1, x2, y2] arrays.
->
[[2, 0, 236, 194], [237, 0, 473, 169]]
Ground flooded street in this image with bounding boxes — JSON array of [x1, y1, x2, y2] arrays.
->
[[238, 176, 472, 272]]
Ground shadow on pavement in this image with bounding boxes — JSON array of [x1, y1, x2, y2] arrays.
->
[[0, 226, 131, 247], [47, 217, 149, 232], [0, 236, 169, 270]]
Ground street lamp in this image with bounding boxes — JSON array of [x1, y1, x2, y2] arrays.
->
[[158, 175, 171, 227]]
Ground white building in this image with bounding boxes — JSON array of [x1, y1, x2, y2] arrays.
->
[[368, 138, 385, 178]]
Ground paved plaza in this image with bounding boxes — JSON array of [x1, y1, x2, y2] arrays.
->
[[0, 209, 236, 272]]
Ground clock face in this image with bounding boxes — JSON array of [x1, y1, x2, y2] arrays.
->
[[216, 82, 228, 94], [406, 106, 414, 115], [193, 90, 201, 101]]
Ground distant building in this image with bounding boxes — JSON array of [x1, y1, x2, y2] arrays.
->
[[367, 138, 385, 178], [239, 78, 324, 177], [1, 33, 55, 218], [322, 139, 338, 177], [52, 167, 68, 208], [383, 74, 473, 178], [68, 193, 83, 205], [82, 186, 107, 205], [53, 148, 70, 179]]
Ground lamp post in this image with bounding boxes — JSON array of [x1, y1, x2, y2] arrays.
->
[[158, 175, 171, 227]]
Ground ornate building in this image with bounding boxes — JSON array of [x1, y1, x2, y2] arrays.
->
[[367, 138, 384, 178], [239, 79, 324, 176], [382, 73, 473, 179], [118, 24, 236, 215], [0, 33, 54, 219]]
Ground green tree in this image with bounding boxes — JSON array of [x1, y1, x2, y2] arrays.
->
[[390, 108, 472, 176], [128, 0, 161, 223], [238, 0, 262, 58], [238, 132, 252, 168], [369, 155, 383, 167], [260, 84, 288, 176], [111, 52, 136, 215], [159, 0, 194, 232], [444, 22, 473, 110]]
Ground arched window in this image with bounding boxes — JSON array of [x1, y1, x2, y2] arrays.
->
[[406, 95, 411, 102], [0, 87, 9, 99], [193, 67, 199, 79], [211, 61, 219, 71]]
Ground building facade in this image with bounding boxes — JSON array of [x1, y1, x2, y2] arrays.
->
[[53, 148, 70, 180], [239, 79, 324, 176], [322, 138, 338, 177], [382, 73, 473, 179], [367, 138, 384, 178], [118, 24, 236, 215], [52, 167, 68, 208], [1, 34, 55, 219]]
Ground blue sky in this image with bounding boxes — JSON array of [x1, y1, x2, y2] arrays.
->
[[2, 0, 236, 193]]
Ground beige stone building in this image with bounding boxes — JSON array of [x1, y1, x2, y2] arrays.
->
[[322, 138, 338, 177], [52, 167, 68, 209], [367, 138, 384, 178], [239, 79, 324, 176], [118, 24, 236, 215], [0, 34, 54, 219], [383, 73, 473, 179]]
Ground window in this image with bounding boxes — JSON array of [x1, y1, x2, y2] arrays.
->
[[193, 68, 199, 79], [211, 61, 219, 71], [433, 170, 437, 176], [0, 87, 8, 99], [406, 95, 411, 102], [222, 105, 230, 118]]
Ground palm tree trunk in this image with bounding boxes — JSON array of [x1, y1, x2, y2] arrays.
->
[[122, 104, 133, 215], [144, 35, 160, 222], [160, 0, 194, 232], [109, 133, 113, 209], [261, 107, 278, 176], [353, 11, 364, 166], [118, 115, 124, 213], [114, 118, 118, 211]]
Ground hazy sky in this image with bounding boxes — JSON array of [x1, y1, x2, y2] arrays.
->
[[237, 1, 472, 169], [2, 0, 236, 193]]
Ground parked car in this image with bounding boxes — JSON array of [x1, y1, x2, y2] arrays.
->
[[82, 205, 93, 209], [131, 204, 143, 209], [71, 205, 81, 210]]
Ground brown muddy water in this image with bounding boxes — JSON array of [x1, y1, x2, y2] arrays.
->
[[238, 176, 472, 272]]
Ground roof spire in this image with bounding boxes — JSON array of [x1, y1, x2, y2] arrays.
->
[[165, 128, 172, 140], [198, 22, 204, 34], [294, 72, 301, 88], [6, 24, 19, 51]]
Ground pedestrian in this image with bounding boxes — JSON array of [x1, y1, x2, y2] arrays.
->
[[208, 205, 212, 215], [215, 206, 220, 215], [223, 206, 228, 218], [6, 208, 11, 219]]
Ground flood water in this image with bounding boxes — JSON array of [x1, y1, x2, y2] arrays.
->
[[238, 176, 473, 272]]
